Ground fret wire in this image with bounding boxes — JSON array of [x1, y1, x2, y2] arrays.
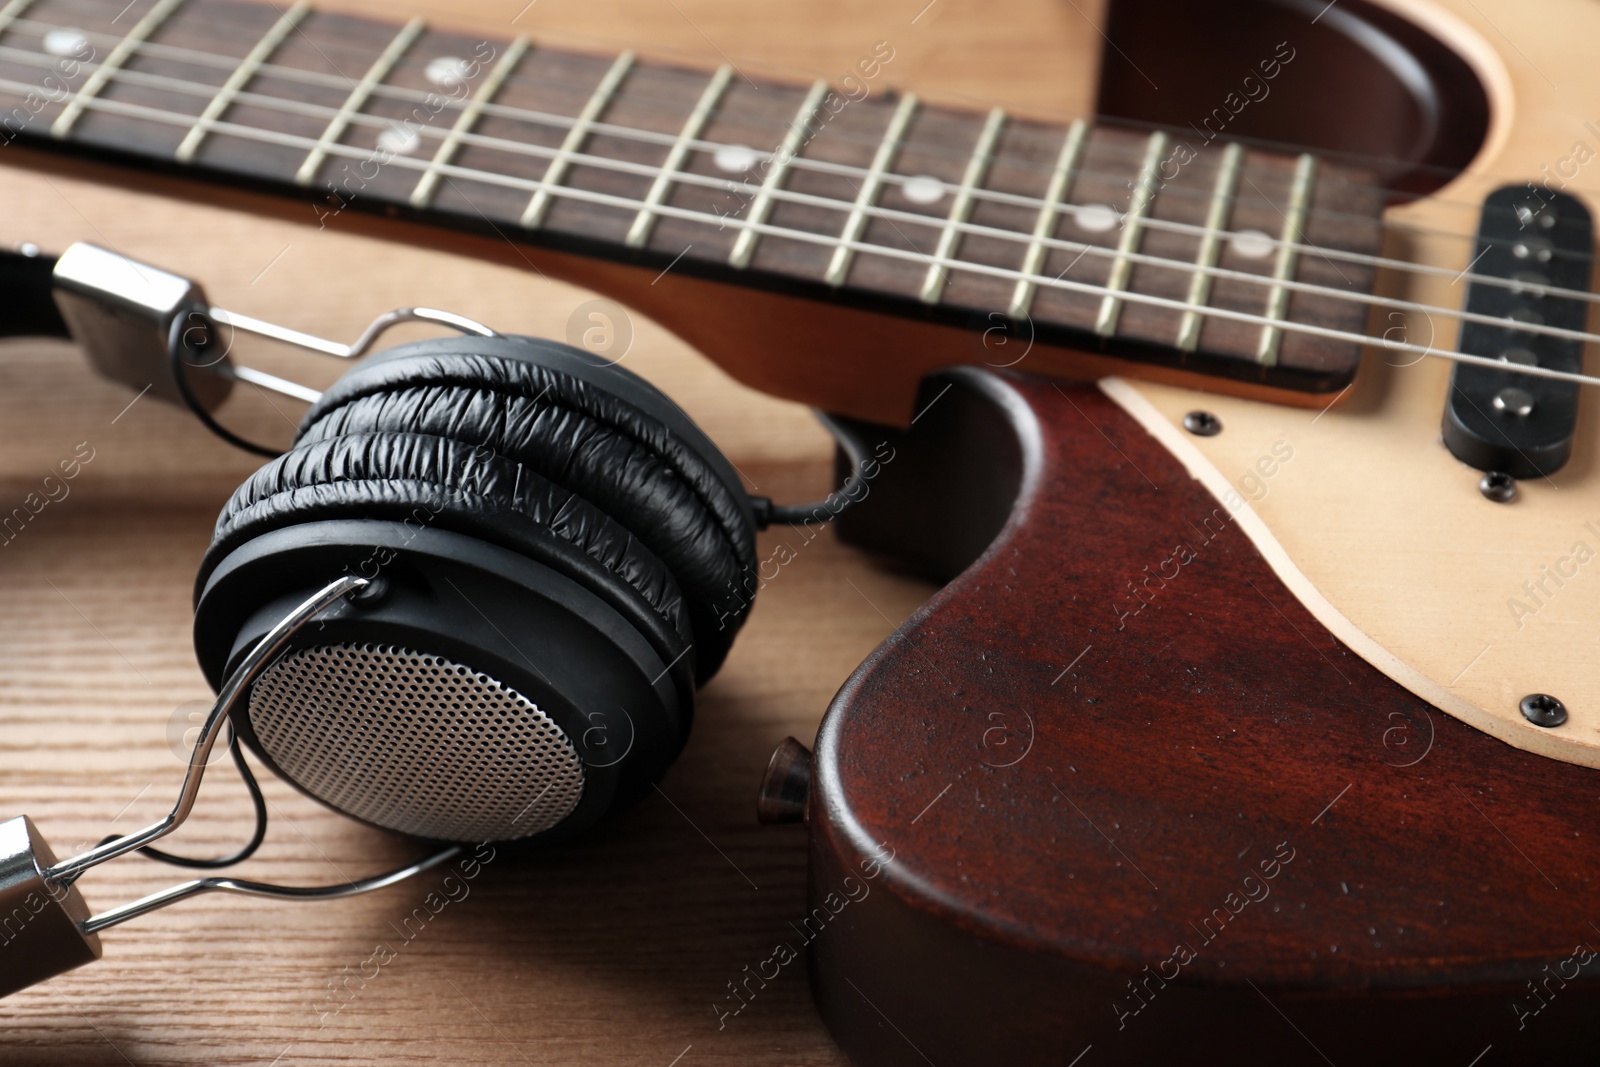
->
[[920, 106, 1005, 305], [824, 92, 918, 286], [0, 0, 40, 37], [175, 0, 308, 164], [1175, 141, 1245, 352], [1007, 118, 1087, 320], [1093, 130, 1168, 337], [728, 79, 828, 269], [625, 63, 732, 249], [0, 30, 1391, 297], [519, 50, 634, 229], [1256, 153, 1318, 365], [31, 64, 1593, 351], [0, 9, 1503, 253], [22, 49, 1593, 343], [2, 6, 1465, 233], [0, 15, 1447, 271], [50, 0, 186, 139], [9, 35, 1330, 310], [293, 17, 423, 187], [18, 78, 1600, 381], [409, 35, 529, 209], [0, 40, 293, 110]]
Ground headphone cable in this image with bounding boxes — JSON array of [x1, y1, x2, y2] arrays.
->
[[167, 313, 287, 460], [84, 726, 269, 874], [751, 412, 877, 528]]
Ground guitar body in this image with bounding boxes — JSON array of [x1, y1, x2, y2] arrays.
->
[[1, 0, 1598, 1059], [810, 371, 1600, 1065], [776, 0, 1600, 1060]]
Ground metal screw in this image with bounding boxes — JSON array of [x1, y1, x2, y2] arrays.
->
[[1521, 693, 1567, 728], [1498, 347, 1539, 367], [1514, 205, 1558, 230], [1510, 270, 1548, 297], [1478, 471, 1517, 503], [1513, 238, 1554, 263], [1492, 387, 1535, 417], [1183, 410, 1222, 436]]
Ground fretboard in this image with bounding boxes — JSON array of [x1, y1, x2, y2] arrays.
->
[[0, 0, 1388, 390]]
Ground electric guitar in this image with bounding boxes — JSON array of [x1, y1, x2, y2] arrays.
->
[[1, 0, 1597, 1062]]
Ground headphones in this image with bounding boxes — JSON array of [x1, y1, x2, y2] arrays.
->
[[0, 241, 866, 997]]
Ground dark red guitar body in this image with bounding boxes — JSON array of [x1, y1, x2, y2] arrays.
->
[[805, 371, 1600, 1066]]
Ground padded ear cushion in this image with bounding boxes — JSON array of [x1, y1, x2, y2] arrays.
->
[[293, 336, 757, 680], [199, 431, 695, 686], [199, 336, 758, 682]]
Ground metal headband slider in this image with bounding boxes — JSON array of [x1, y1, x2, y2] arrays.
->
[[0, 815, 102, 998], [50, 242, 500, 413], [50, 242, 233, 412]]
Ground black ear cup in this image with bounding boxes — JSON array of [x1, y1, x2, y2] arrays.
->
[[192, 336, 758, 846], [290, 335, 758, 679]]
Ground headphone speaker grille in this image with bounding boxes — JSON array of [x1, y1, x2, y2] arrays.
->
[[248, 643, 585, 842]]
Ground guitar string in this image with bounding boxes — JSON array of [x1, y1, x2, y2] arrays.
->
[[1, 15, 1568, 267], [15, 51, 1600, 350], [2, 11, 1481, 211], [5, 47, 1589, 351], [0, 11, 1587, 329], [0, 38, 1587, 363], [2, 41, 1595, 320], [0, 12, 1534, 255], [14, 81, 1600, 391], [4, 13, 1575, 277]]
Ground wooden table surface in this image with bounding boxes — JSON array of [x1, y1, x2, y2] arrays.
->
[[0, 0, 1100, 1062]]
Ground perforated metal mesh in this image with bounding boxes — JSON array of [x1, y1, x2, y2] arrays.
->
[[248, 644, 585, 842]]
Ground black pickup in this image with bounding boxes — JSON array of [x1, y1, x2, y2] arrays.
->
[[1442, 185, 1594, 478]]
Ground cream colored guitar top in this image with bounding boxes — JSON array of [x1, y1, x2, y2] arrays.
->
[[1110, 0, 1600, 767]]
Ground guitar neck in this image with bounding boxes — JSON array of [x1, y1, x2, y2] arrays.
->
[[0, 0, 1387, 394]]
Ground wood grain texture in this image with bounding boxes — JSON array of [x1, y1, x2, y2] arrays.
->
[[814, 371, 1600, 1065], [0, 352, 925, 1066], [1123, 0, 1600, 771], [0, 0, 1386, 399], [3, 0, 1588, 1062], [0, 0, 1110, 1058]]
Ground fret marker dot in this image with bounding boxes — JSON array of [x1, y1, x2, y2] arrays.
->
[[377, 123, 421, 155], [902, 175, 945, 205], [425, 56, 470, 89], [1231, 229, 1275, 259], [1074, 204, 1118, 233], [43, 28, 89, 57], [713, 144, 760, 173]]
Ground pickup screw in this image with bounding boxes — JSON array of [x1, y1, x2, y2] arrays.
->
[[1515, 204, 1559, 230], [1493, 387, 1535, 417], [1510, 271, 1548, 297], [1513, 238, 1554, 263], [1183, 410, 1222, 436], [1478, 471, 1517, 503], [1521, 693, 1567, 728]]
